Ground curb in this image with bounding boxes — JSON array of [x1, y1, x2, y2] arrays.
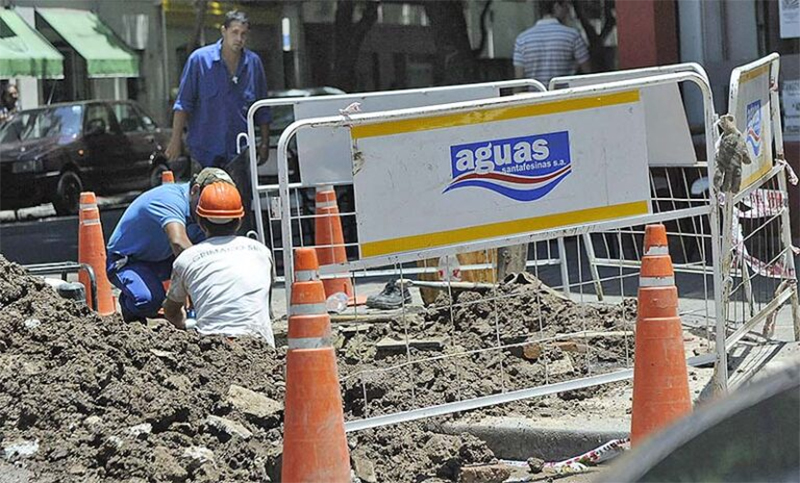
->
[[441, 417, 629, 461]]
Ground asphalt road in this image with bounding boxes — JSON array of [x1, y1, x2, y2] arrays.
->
[[0, 206, 126, 266]]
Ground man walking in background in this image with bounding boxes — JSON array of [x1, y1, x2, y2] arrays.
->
[[165, 9, 270, 233], [513, 0, 592, 86]]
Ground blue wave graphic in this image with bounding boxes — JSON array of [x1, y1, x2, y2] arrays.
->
[[444, 170, 571, 202]]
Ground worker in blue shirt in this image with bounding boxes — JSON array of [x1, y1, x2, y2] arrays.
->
[[106, 168, 235, 321], [165, 9, 270, 232]]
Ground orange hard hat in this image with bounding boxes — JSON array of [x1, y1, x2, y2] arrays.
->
[[196, 182, 244, 222]]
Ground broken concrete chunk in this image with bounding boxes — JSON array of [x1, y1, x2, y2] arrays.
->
[[127, 423, 153, 438], [458, 463, 511, 483], [23, 318, 41, 329], [547, 357, 575, 376], [183, 445, 215, 467], [527, 457, 545, 474], [204, 415, 252, 440], [3, 439, 39, 460], [226, 385, 282, 419], [351, 453, 377, 483], [84, 415, 103, 432]]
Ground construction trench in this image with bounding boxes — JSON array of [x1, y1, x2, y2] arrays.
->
[[0, 252, 675, 483]]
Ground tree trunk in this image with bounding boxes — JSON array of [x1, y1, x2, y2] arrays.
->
[[423, 0, 476, 85], [332, 0, 379, 92], [188, 0, 208, 54]]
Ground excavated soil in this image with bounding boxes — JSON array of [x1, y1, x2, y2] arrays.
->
[[0, 256, 635, 482], [339, 274, 637, 419]]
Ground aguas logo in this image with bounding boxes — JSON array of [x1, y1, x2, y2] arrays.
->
[[444, 131, 572, 202], [746, 100, 762, 158]]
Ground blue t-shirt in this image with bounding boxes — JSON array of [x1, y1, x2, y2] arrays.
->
[[107, 183, 205, 262], [173, 39, 271, 167]]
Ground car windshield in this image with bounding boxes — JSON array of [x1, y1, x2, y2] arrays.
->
[[0, 105, 83, 143]]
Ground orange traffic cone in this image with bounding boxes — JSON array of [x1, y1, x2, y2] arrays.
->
[[630, 224, 692, 445], [282, 248, 351, 482], [314, 186, 365, 305], [161, 170, 175, 184], [78, 192, 116, 315]]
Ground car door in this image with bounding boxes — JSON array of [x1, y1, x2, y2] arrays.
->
[[82, 103, 131, 191], [113, 102, 156, 188]]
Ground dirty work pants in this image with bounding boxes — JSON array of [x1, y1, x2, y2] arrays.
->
[[107, 256, 173, 321]]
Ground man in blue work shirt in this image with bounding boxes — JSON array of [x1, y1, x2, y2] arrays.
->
[[106, 168, 235, 321], [165, 9, 270, 232]]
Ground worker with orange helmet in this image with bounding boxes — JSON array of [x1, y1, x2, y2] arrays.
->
[[162, 181, 274, 345]]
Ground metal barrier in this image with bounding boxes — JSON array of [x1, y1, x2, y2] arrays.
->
[[23, 261, 98, 311], [244, 80, 555, 284], [715, 54, 799, 392], [260, 71, 722, 432]]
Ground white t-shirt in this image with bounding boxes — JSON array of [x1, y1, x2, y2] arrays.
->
[[167, 236, 274, 346]]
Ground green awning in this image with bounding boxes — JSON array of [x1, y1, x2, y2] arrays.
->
[[0, 9, 63, 79], [37, 8, 139, 78]]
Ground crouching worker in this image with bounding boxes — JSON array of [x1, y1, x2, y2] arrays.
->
[[162, 182, 275, 346], [106, 168, 234, 322]]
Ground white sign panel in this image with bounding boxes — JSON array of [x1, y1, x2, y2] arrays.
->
[[552, 78, 696, 167], [351, 91, 651, 259], [783, 79, 800, 142], [294, 86, 500, 185], [779, 0, 800, 39], [730, 63, 774, 190]]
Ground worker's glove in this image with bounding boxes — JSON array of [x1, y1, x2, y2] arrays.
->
[[714, 114, 752, 195]]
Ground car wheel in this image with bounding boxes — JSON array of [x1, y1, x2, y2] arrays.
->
[[53, 171, 83, 216], [149, 163, 169, 188]]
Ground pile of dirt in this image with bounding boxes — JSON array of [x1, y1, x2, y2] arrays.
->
[[338, 273, 637, 419], [0, 256, 496, 482]]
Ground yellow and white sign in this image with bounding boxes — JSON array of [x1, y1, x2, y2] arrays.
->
[[351, 91, 651, 259], [730, 62, 774, 190]]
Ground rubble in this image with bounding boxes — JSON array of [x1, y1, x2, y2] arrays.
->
[[0, 254, 637, 481]]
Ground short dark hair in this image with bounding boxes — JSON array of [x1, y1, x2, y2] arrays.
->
[[223, 10, 249, 29], [198, 216, 241, 237], [540, 0, 567, 15]]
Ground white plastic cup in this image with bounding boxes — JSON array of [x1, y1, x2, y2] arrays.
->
[[326, 292, 348, 313]]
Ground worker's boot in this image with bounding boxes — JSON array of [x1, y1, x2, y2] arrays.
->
[[366, 280, 412, 310]]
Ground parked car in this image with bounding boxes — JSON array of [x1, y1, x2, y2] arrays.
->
[[0, 100, 186, 215]]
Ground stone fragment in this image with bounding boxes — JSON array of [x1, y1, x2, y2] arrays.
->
[[527, 457, 545, 474], [3, 439, 38, 460], [127, 423, 153, 438], [547, 356, 574, 376], [522, 343, 542, 360], [23, 318, 41, 329], [84, 415, 103, 431], [553, 341, 591, 353], [183, 446, 215, 471], [67, 464, 87, 475], [226, 385, 282, 420], [458, 464, 511, 483], [351, 453, 377, 483], [205, 415, 252, 439]]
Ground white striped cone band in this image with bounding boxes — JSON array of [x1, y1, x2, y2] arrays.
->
[[316, 200, 337, 208], [295, 269, 319, 282], [80, 203, 98, 211], [288, 336, 331, 349], [639, 276, 675, 287], [644, 246, 669, 256], [80, 219, 101, 226], [290, 302, 327, 316]]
